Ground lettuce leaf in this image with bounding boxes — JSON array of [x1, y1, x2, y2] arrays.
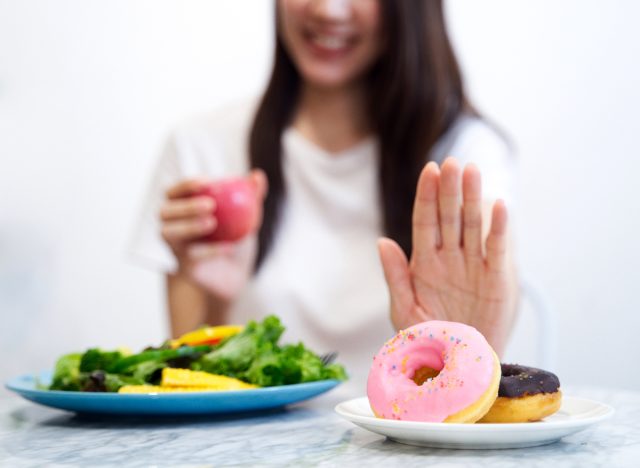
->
[[79, 348, 125, 373], [196, 316, 348, 386], [49, 353, 82, 391], [196, 315, 284, 378]]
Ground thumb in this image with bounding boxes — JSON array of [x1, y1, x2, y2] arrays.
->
[[249, 169, 268, 200], [378, 237, 414, 329], [248, 169, 268, 233]]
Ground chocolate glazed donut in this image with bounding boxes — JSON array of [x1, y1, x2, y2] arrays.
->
[[479, 364, 562, 423], [499, 364, 560, 398]]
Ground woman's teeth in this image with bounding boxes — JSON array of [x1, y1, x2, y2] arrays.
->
[[311, 34, 349, 50]]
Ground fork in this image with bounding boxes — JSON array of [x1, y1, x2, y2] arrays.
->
[[320, 351, 338, 366]]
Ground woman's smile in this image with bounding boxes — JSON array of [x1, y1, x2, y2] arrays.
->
[[279, 0, 382, 88], [302, 27, 358, 58]]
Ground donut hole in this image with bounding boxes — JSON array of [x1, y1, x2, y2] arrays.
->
[[412, 366, 441, 386]]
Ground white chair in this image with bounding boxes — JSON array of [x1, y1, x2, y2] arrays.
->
[[504, 277, 557, 370]]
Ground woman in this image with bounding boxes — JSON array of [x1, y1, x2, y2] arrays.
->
[[130, 0, 518, 387]]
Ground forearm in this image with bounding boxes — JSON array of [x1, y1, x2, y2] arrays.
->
[[166, 273, 230, 337]]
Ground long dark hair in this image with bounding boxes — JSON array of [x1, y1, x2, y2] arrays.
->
[[250, 0, 472, 269]]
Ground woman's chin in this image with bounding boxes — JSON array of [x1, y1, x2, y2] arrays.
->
[[298, 66, 362, 91]]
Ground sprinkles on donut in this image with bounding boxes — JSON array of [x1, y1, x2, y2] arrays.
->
[[367, 320, 501, 423]]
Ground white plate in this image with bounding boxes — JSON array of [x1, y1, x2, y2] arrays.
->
[[335, 396, 613, 449]]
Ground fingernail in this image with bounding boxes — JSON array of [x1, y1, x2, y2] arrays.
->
[[202, 198, 215, 211]]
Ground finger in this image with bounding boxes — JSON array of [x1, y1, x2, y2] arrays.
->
[[166, 178, 209, 200], [159, 196, 215, 221], [439, 157, 462, 251], [248, 169, 268, 232], [378, 238, 414, 321], [462, 163, 483, 258], [161, 217, 216, 243], [412, 161, 440, 261], [249, 169, 269, 200], [485, 200, 508, 272]]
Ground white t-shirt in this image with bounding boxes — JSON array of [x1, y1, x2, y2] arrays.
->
[[129, 100, 514, 391]]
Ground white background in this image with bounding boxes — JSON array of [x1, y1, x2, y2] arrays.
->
[[1, 0, 639, 391]]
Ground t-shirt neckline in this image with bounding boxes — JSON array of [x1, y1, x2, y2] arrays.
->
[[284, 127, 377, 163]]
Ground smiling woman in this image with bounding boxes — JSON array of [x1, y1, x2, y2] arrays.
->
[[130, 0, 518, 390], [278, 0, 383, 89]]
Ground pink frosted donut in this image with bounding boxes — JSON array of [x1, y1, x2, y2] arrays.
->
[[367, 320, 501, 423]]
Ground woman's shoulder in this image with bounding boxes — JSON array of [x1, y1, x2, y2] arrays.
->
[[159, 98, 260, 176], [433, 114, 516, 202], [432, 114, 513, 165], [170, 97, 259, 147]]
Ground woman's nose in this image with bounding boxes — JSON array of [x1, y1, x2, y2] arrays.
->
[[309, 0, 352, 22]]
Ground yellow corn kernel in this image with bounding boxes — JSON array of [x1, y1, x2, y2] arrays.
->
[[161, 368, 257, 390]]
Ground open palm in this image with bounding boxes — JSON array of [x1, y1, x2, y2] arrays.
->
[[378, 158, 515, 355]]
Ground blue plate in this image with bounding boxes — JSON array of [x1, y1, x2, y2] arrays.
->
[[5, 371, 340, 416]]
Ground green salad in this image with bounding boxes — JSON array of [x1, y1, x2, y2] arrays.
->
[[49, 315, 347, 392]]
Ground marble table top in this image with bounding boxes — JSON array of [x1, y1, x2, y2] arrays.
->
[[1, 385, 638, 467]]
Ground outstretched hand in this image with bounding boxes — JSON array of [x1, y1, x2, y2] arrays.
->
[[378, 157, 516, 355]]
